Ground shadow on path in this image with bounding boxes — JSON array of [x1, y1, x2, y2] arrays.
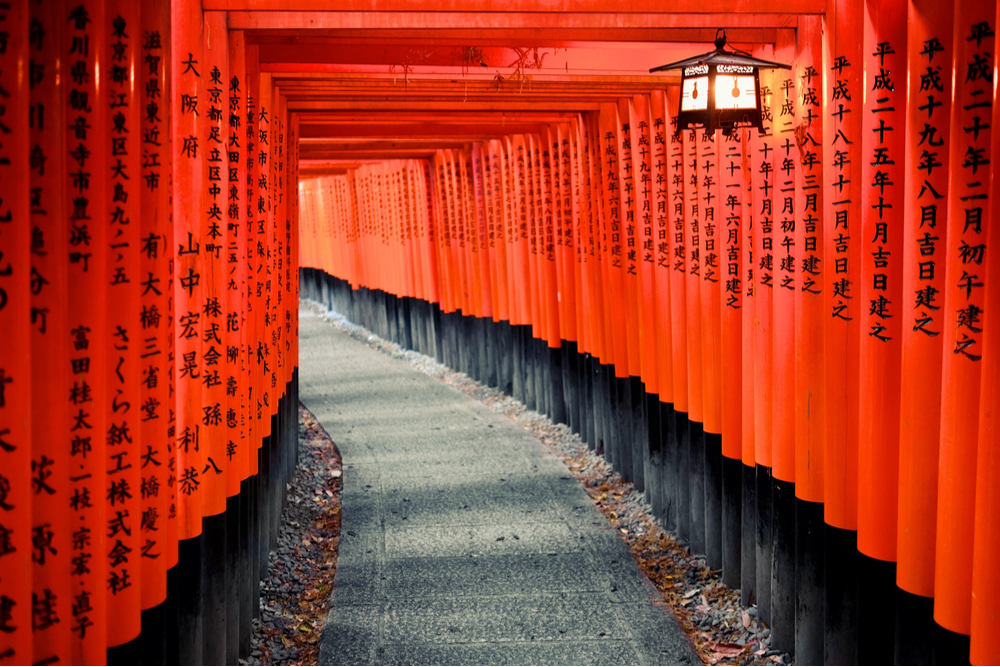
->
[[300, 303, 699, 666]]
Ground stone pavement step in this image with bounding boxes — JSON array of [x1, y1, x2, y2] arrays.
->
[[299, 304, 699, 666]]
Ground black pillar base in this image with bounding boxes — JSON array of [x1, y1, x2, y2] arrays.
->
[[689, 420, 706, 556], [932, 622, 970, 666], [756, 465, 773, 628], [704, 430, 723, 570], [523, 329, 537, 411], [824, 523, 858, 665], [549, 344, 566, 425], [563, 341, 577, 433], [894, 589, 934, 665], [106, 633, 142, 666], [770, 477, 796, 655], [596, 362, 609, 457], [857, 553, 896, 665], [795, 497, 824, 665], [659, 402, 677, 531], [177, 534, 204, 665], [239, 478, 252, 659], [202, 511, 228, 666], [676, 412, 691, 543], [740, 462, 756, 607], [629, 377, 646, 492], [646, 394, 664, 519], [226, 493, 241, 665], [721, 455, 742, 589], [615, 375, 633, 480]]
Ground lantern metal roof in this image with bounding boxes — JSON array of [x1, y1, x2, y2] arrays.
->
[[649, 29, 791, 73]]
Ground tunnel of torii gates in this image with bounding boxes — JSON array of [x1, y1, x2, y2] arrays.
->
[[5, 0, 1000, 664]]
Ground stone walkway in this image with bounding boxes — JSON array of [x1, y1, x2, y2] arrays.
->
[[299, 304, 699, 666]]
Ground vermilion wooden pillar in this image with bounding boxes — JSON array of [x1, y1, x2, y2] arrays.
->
[[792, 20, 825, 507], [619, 99, 641, 486], [823, 0, 863, 661], [201, 10, 230, 524], [650, 90, 675, 526], [228, 29, 249, 502], [739, 123, 757, 609], [139, 0, 176, 616], [855, 0, 907, 661], [104, 0, 143, 649], [748, 51, 775, 627], [699, 128, 723, 570], [935, 0, 995, 644], [244, 45, 260, 472], [28, 1, 71, 663], [682, 128, 705, 554], [258, 71, 274, 434], [631, 97, 658, 504], [66, 0, 111, 661], [0, 1, 31, 663], [969, 13, 1000, 650], [172, 0, 206, 543], [791, 14, 826, 665], [667, 108, 690, 542], [618, 99, 641, 383], [719, 128, 744, 590]]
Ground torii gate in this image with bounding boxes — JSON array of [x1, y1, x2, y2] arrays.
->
[[2, 0, 999, 665]]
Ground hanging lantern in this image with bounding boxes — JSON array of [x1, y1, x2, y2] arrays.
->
[[649, 29, 790, 135]]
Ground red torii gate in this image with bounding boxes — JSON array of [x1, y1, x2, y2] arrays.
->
[[3, 0, 1000, 665]]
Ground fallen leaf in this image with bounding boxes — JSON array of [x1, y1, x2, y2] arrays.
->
[[742, 609, 752, 628], [709, 642, 744, 657], [682, 588, 701, 599]]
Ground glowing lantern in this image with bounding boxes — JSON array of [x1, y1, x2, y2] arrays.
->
[[649, 29, 790, 134]]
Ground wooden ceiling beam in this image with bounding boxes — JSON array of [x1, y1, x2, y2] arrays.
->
[[227, 11, 804, 31], [215, 0, 820, 15], [246, 27, 779, 45], [290, 100, 601, 111], [298, 124, 549, 138]]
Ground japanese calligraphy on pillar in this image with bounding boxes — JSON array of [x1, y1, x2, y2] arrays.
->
[[28, 0, 72, 661], [104, 2, 142, 641], [934, 4, 995, 636], [65, 1, 111, 659], [683, 128, 704, 424], [793, 16, 825, 503], [896, 0, 953, 600], [721, 130, 744, 458], [750, 55, 776, 469], [863, 32, 904, 345], [0, 0, 30, 662], [244, 46, 259, 455], [772, 51, 796, 482], [138, 0, 174, 607], [699, 129, 721, 434], [226, 29, 247, 494], [200, 12, 229, 515], [824, 4, 863, 529], [172, 0, 206, 534], [722, 135, 744, 310], [857, 0, 906, 561], [668, 107, 688, 416], [257, 74, 272, 426], [650, 90, 674, 406], [946, 18, 992, 364]]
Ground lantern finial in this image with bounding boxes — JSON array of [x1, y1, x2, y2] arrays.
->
[[714, 28, 727, 51]]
